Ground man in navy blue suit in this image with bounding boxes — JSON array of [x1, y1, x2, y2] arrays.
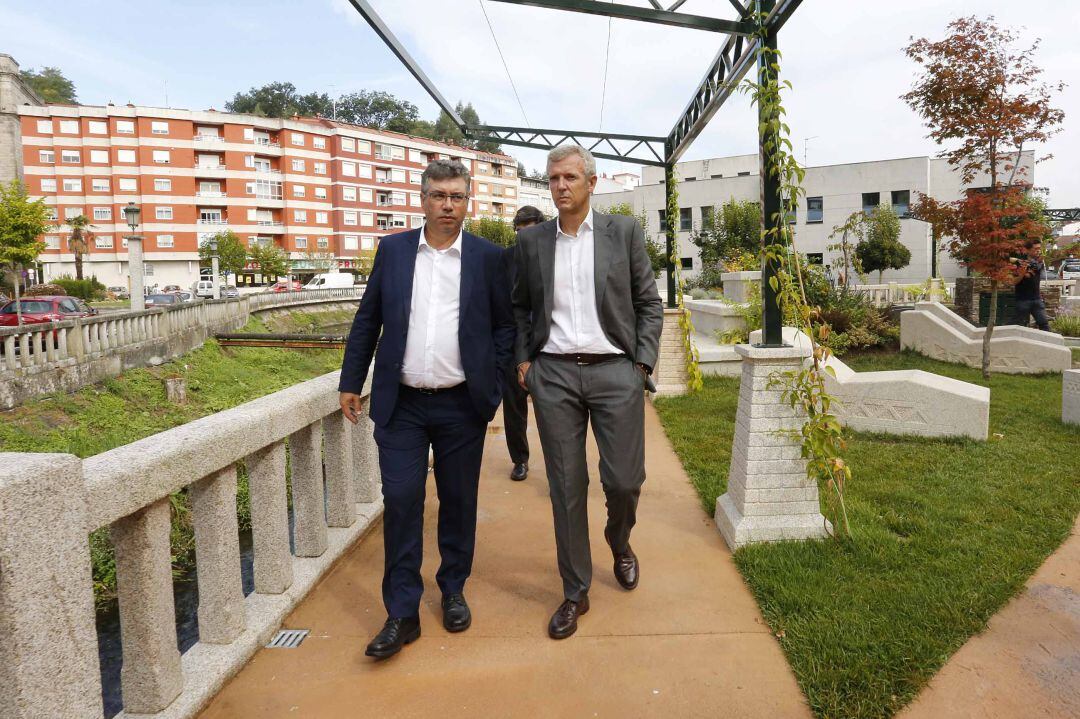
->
[[339, 159, 515, 659]]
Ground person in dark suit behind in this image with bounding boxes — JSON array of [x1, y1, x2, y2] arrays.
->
[[513, 145, 663, 640], [338, 159, 515, 659], [503, 205, 546, 481]]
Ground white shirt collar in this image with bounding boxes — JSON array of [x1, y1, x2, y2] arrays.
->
[[420, 226, 463, 255], [556, 208, 594, 239]]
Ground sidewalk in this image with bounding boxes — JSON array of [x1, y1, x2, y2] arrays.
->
[[198, 403, 811, 719]]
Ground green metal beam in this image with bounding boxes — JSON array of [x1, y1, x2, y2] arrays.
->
[[467, 125, 668, 166], [486, 0, 755, 35]]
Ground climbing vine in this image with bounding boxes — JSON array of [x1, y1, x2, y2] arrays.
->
[[666, 165, 704, 392]]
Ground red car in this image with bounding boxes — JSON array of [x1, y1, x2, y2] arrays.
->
[[0, 295, 98, 326], [268, 280, 302, 293]]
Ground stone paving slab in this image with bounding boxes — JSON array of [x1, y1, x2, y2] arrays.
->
[[198, 403, 811, 719]]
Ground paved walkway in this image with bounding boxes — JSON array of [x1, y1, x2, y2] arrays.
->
[[199, 402, 811, 719], [899, 515, 1080, 719]]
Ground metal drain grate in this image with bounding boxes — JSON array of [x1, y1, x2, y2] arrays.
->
[[266, 629, 309, 648]]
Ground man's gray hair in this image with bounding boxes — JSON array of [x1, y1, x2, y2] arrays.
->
[[548, 145, 597, 178], [421, 158, 472, 194]]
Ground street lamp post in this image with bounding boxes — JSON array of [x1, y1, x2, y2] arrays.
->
[[209, 237, 221, 300], [122, 202, 144, 311]]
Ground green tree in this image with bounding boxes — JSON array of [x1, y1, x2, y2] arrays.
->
[[67, 214, 93, 281], [247, 241, 290, 281], [20, 66, 76, 103], [335, 90, 420, 132], [856, 204, 909, 282], [225, 82, 333, 118], [463, 217, 516, 248], [605, 202, 665, 278], [198, 231, 248, 280], [690, 198, 761, 266], [434, 102, 501, 152], [0, 180, 52, 326]]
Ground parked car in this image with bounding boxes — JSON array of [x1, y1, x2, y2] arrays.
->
[[144, 293, 181, 307], [304, 272, 355, 290], [1060, 260, 1080, 281], [161, 284, 183, 293], [194, 279, 216, 298], [107, 286, 130, 300], [170, 291, 194, 303], [221, 285, 240, 299], [268, 280, 302, 293], [0, 295, 98, 326]]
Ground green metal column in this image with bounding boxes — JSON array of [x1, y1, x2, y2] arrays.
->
[[665, 163, 677, 309], [758, 0, 784, 346]]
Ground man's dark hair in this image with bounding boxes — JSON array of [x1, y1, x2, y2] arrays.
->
[[514, 205, 545, 230], [421, 159, 471, 194]]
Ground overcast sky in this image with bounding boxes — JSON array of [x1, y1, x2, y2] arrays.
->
[[1, 0, 1076, 204]]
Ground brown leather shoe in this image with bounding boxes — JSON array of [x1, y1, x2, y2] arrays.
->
[[548, 597, 589, 640], [605, 527, 639, 591]]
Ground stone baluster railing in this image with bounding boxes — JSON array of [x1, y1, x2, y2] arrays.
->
[[0, 371, 380, 719]]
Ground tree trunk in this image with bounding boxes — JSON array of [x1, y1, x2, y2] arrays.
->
[[74, 251, 84, 281], [982, 280, 998, 379], [13, 265, 23, 328]]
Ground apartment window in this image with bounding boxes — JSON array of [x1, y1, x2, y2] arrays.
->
[[291, 133, 304, 146], [344, 211, 358, 226], [313, 136, 326, 149], [341, 137, 356, 152], [59, 120, 78, 134], [391, 168, 406, 183], [679, 207, 692, 231], [151, 121, 169, 135], [291, 159, 305, 172], [62, 178, 82, 192], [246, 179, 282, 199], [316, 211, 328, 224], [40, 178, 57, 193], [358, 140, 371, 154], [294, 236, 308, 249], [410, 215, 424, 229], [118, 178, 137, 192], [45, 206, 58, 221], [314, 187, 327, 199], [44, 235, 60, 250], [92, 178, 110, 192], [737, 171, 751, 177], [341, 161, 356, 177], [65, 206, 83, 219], [95, 236, 114, 249], [478, 203, 488, 212], [314, 162, 327, 175], [658, 209, 667, 232], [117, 149, 136, 163], [92, 207, 112, 221], [243, 128, 255, 140], [359, 164, 373, 179], [700, 206, 714, 230], [787, 206, 797, 224], [408, 149, 422, 163], [360, 188, 373, 203], [293, 185, 306, 197], [38, 150, 55, 164], [342, 186, 357, 202], [154, 178, 172, 192], [152, 150, 170, 164], [506, 187, 515, 197], [156, 206, 173, 220], [681, 257, 693, 269], [317, 237, 329, 248], [294, 209, 308, 222], [410, 193, 420, 207], [36, 120, 51, 133], [361, 235, 376, 250], [891, 190, 911, 218], [88, 120, 107, 135], [90, 149, 109, 164], [61, 150, 80, 164], [409, 171, 421, 185], [477, 162, 489, 173], [344, 235, 359, 250], [807, 196, 823, 223], [361, 212, 374, 226], [478, 183, 489, 194], [862, 192, 881, 214], [115, 120, 135, 134], [157, 235, 174, 248]]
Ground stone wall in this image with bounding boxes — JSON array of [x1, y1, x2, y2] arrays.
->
[[954, 276, 1065, 325], [0, 54, 43, 183]]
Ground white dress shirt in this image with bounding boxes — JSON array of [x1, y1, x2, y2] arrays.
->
[[542, 208, 622, 355], [400, 229, 466, 388]]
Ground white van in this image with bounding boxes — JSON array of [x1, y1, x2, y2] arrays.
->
[[194, 279, 216, 298], [304, 273, 355, 290]]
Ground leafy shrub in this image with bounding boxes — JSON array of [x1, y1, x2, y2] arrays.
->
[[1051, 311, 1080, 337], [52, 275, 108, 300], [24, 283, 66, 297]]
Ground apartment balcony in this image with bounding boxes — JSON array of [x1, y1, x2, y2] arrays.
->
[[255, 168, 283, 176], [255, 220, 285, 234], [251, 138, 283, 156], [197, 219, 228, 227], [195, 191, 229, 205], [193, 135, 225, 148], [194, 163, 228, 177]]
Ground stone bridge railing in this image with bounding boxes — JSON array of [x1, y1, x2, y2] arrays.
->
[[0, 287, 364, 409], [0, 371, 381, 719]]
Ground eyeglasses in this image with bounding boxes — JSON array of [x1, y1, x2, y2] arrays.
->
[[423, 191, 469, 205]]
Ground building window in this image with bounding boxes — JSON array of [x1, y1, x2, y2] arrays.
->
[[64, 206, 82, 220], [115, 120, 135, 134], [118, 178, 137, 192], [157, 234, 174, 248], [360, 188, 373, 203], [152, 150, 170, 164], [737, 171, 751, 177], [344, 211, 358, 226], [156, 207, 173, 220], [36, 120, 52, 133], [291, 159, 305, 172], [358, 140, 371, 154], [679, 207, 692, 231], [807, 196, 823, 223], [312, 161, 326, 175], [59, 120, 78, 134], [341, 137, 356, 152], [316, 211, 328, 224], [658, 209, 667, 232], [117, 149, 136, 163], [45, 206, 58, 221], [90, 149, 109, 164], [294, 209, 308, 222], [291, 133, 304, 146], [681, 257, 693, 269], [294, 236, 308, 249], [92, 207, 112, 221], [87, 120, 107, 135], [151, 121, 169, 135], [359, 164, 373, 179], [61, 150, 80, 164], [314, 187, 327, 199], [313, 137, 326, 149], [700, 206, 713, 230], [40, 178, 57, 193], [317, 237, 329, 248], [361, 235, 376, 250], [92, 178, 110, 192], [787, 206, 797, 224], [39, 150, 55, 164], [891, 190, 911, 218], [409, 171, 421, 185], [344, 235, 359, 250], [95, 236, 114, 249], [44, 235, 60, 250], [341, 161, 356, 177], [862, 192, 880, 214], [478, 183, 489, 194], [293, 185, 306, 197], [342, 186, 357, 202], [62, 178, 82, 192], [155, 178, 172, 192]]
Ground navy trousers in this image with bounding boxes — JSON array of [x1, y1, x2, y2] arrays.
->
[[373, 384, 487, 619]]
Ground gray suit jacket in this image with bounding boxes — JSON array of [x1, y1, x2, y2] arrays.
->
[[512, 211, 663, 371]]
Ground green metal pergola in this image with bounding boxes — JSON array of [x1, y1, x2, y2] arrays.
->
[[347, 0, 803, 347]]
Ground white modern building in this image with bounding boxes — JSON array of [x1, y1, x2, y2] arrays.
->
[[593, 152, 1035, 284], [518, 176, 555, 218]]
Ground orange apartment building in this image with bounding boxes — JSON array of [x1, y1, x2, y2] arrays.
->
[[16, 104, 521, 289]]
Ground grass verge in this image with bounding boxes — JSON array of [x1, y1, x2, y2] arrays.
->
[[654, 350, 1080, 719]]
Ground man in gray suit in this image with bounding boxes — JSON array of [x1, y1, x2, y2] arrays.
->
[[513, 145, 663, 640]]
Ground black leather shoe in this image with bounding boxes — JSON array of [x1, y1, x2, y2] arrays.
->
[[605, 527, 639, 591], [365, 617, 420, 659], [442, 593, 472, 633], [548, 597, 589, 640], [510, 462, 528, 481]]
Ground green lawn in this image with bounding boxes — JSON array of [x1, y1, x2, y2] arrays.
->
[[654, 351, 1080, 719]]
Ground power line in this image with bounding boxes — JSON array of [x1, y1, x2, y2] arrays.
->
[[599, 9, 613, 131], [477, 0, 531, 128]]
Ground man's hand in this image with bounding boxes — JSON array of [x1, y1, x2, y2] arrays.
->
[[340, 392, 364, 424], [517, 361, 531, 391]]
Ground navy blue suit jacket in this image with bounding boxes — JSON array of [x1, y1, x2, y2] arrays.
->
[[338, 228, 516, 427]]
